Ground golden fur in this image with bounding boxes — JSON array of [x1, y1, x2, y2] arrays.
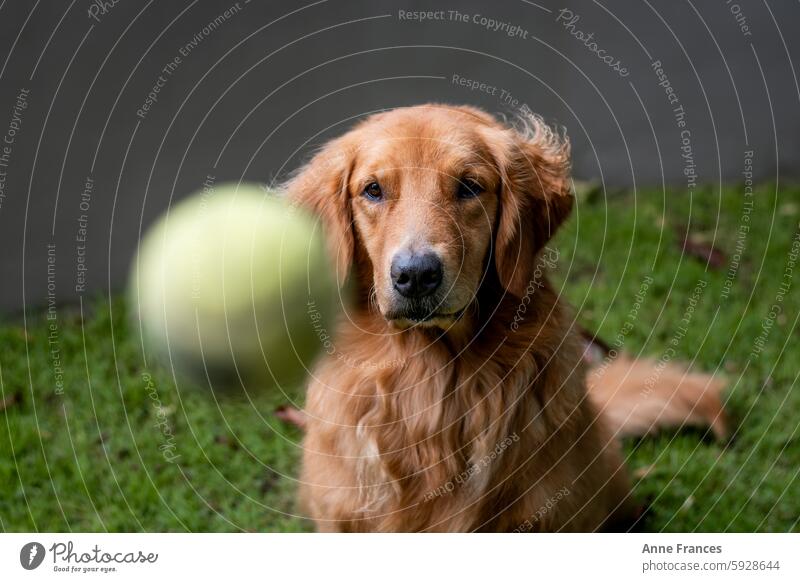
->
[[287, 104, 727, 532]]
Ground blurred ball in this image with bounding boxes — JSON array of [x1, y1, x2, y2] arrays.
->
[[130, 183, 339, 390]]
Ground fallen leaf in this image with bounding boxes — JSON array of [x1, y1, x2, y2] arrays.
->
[[274, 406, 307, 430], [633, 464, 656, 479], [678, 232, 726, 270], [0, 392, 19, 411]]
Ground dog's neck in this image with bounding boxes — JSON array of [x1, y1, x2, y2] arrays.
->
[[334, 275, 576, 530]]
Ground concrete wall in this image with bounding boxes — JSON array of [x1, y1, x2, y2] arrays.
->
[[0, 0, 797, 312]]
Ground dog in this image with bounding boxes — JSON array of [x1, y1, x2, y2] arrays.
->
[[286, 104, 727, 532]]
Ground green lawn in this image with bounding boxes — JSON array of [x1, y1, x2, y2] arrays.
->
[[1, 185, 798, 532]]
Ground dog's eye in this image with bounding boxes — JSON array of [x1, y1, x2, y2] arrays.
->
[[456, 178, 483, 199], [363, 181, 383, 201]]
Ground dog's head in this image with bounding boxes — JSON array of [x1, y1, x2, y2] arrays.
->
[[288, 104, 572, 330]]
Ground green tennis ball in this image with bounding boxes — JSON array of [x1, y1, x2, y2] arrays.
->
[[129, 183, 340, 390]]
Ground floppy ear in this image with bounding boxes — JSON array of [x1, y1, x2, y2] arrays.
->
[[488, 115, 573, 297], [286, 137, 354, 286]]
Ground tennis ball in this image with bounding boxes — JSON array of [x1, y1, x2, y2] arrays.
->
[[129, 183, 340, 391]]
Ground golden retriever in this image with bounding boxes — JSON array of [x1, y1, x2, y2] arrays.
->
[[287, 104, 727, 532]]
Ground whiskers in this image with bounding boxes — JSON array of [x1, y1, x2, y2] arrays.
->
[[368, 284, 380, 313]]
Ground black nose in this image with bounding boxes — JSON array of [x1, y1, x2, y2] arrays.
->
[[390, 251, 443, 298]]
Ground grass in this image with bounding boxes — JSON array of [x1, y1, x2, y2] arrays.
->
[[1, 184, 798, 532]]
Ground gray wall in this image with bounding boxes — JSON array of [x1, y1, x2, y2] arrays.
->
[[0, 0, 797, 312]]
